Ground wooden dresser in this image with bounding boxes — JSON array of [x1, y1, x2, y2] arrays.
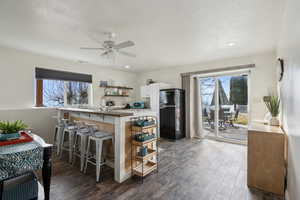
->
[[247, 122, 287, 196]]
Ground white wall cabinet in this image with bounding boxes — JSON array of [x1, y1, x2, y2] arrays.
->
[[140, 83, 171, 137], [140, 85, 151, 98]]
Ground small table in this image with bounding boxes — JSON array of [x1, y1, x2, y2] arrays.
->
[[0, 134, 53, 200]]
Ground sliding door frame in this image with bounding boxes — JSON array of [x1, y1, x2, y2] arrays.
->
[[194, 69, 252, 145]]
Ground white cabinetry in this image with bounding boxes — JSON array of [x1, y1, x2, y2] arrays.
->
[[140, 83, 171, 137], [140, 85, 150, 98]]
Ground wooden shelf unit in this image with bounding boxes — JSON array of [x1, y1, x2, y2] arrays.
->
[[130, 116, 158, 180], [131, 124, 157, 132], [132, 138, 157, 146], [135, 149, 157, 161], [132, 161, 157, 177]]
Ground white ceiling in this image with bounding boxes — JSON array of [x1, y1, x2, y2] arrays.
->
[[0, 0, 285, 72]]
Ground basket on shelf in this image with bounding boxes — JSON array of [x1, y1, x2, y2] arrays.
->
[[134, 133, 155, 142]]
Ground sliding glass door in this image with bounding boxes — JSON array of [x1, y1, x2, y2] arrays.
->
[[199, 72, 249, 143], [200, 77, 216, 137]]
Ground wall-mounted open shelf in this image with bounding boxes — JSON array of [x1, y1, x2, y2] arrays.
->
[[104, 94, 129, 97], [100, 85, 133, 90], [100, 85, 133, 97]]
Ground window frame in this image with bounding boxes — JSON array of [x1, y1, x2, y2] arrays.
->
[[35, 79, 93, 107]]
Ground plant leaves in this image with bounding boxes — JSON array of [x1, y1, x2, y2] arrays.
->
[[264, 95, 280, 117], [0, 120, 28, 134]]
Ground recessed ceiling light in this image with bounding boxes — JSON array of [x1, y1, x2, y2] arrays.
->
[[227, 42, 236, 47], [124, 65, 131, 69]]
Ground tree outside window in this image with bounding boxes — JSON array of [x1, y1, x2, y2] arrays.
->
[[42, 79, 90, 107], [66, 81, 89, 105], [43, 80, 65, 107]]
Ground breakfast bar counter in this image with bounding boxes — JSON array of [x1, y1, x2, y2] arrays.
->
[[58, 107, 134, 117], [57, 108, 156, 183]]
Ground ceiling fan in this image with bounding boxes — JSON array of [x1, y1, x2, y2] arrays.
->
[[80, 32, 136, 58]]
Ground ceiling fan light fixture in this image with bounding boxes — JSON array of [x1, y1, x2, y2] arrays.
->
[[80, 32, 136, 59]]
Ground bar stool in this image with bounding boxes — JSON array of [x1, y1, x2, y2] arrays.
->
[[72, 124, 91, 171], [52, 117, 67, 156], [59, 122, 79, 163], [84, 131, 113, 182]]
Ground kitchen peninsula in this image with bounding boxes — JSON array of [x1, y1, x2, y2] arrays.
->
[[57, 107, 157, 183]]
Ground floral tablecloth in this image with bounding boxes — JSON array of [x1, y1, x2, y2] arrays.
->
[[0, 141, 44, 181]]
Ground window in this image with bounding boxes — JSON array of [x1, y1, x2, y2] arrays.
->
[[35, 68, 92, 107], [66, 81, 89, 105], [39, 79, 91, 107], [43, 79, 65, 107]]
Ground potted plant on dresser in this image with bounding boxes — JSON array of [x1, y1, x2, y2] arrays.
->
[[263, 95, 280, 126], [0, 120, 28, 141]]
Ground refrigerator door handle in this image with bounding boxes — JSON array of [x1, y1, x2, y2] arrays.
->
[[160, 105, 176, 109]]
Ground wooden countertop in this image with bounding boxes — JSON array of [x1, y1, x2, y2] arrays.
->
[[248, 121, 284, 134], [57, 108, 134, 117]]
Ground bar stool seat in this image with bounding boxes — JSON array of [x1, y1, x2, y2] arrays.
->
[[94, 132, 112, 138], [84, 132, 114, 182]]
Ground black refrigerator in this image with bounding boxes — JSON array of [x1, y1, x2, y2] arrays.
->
[[160, 88, 185, 139]]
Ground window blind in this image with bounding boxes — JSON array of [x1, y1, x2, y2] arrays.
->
[[35, 67, 92, 83]]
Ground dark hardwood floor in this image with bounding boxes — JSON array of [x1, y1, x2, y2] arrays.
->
[[47, 139, 282, 200]]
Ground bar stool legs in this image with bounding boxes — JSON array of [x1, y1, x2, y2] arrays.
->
[[69, 131, 74, 164], [72, 133, 89, 171], [84, 134, 112, 182], [54, 125, 59, 154], [83, 138, 91, 174], [55, 125, 64, 156], [52, 115, 65, 157], [95, 140, 103, 182], [80, 135, 88, 172], [60, 129, 76, 163]]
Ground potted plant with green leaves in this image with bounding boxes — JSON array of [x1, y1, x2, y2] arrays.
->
[[263, 95, 280, 126], [0, 120, 28, 141]]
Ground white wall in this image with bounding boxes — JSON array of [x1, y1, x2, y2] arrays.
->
[[137, 52, 278, 121], [277, 0, 300, 199], [0, 46, 138, 109], [0, 108, 57, 143], [0, 46, 138, 143]]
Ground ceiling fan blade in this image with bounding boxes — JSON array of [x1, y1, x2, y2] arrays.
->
[[114, 41, 135, 50], [118, 51, 136, 58], [80, 47, 105, 50]]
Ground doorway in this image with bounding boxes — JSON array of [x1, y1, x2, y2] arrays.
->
[[199, 72, 249, 144]]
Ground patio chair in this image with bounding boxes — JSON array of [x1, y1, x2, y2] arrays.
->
[[202, 108, 209, 123], [206, 109, 227, 130], [229, 109, 240, 128], [207, 111, 215, 129], [218, 108, 227, 130]]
